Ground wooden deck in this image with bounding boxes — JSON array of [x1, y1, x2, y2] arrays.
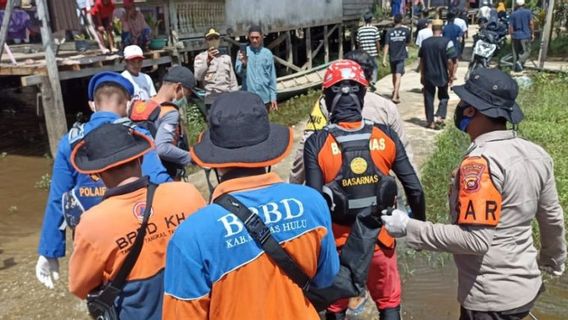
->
[[0, 45, 177, 86]]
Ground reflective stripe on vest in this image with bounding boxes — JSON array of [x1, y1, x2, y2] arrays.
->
[[334, 133, 372, 143], [348, 196, 377, 209]]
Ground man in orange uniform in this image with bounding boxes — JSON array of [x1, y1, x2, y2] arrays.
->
[[68, 123, 205, 319], [304, 60, 426, 320]]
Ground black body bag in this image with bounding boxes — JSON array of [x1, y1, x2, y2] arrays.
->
[[214, 176, 397, 311], [86, 184, 157, 320]]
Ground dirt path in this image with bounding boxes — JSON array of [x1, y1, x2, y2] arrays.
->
[[0, 60, 469, 320]]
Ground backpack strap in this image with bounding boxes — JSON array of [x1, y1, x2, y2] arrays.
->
[[214, 193, 312, 291], [111, 183, 158, 289]]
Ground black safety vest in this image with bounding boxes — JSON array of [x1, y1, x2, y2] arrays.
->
[[324, 120, 384, 225]]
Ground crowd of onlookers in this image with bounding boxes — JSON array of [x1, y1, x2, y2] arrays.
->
[[0, 0, 155, 53]]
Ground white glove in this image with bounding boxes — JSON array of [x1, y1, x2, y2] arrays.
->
[[35, 256, 60, 289], [540, 263, 565, 277], [381, 209, 410, 237]]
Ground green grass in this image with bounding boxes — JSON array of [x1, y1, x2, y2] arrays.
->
[[549, 36, 568, 58], [269, 90, 321, 126], [419, 73, 568, 240]]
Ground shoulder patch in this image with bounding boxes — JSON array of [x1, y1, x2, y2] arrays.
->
[[460, 160, 485, 193], [68, 122, 86, 146], [456, 156, 502, 227]]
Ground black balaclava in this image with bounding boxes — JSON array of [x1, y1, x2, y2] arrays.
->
[[324, 80, 366, 123]]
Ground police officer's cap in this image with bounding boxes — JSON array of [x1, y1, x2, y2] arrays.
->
[[452, 69, 524, 124], [88, 71, 135, 101]]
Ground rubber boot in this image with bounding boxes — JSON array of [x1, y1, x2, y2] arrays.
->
[[324, 310, 347, 320], [379, 305, 401, 320]]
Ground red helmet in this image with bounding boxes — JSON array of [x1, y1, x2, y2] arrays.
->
[[322, 60, 369, 89]]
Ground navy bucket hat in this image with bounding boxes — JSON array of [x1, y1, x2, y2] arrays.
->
[[71, 123, 153, 174], [191, 91, 293, 168], [453, 68, 524, 124]]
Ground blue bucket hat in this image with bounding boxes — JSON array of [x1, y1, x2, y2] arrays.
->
[[87, 71, 135, 101]]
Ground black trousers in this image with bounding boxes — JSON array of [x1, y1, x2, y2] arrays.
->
[[423, 81, 449, 124], [459, 307, 530, 320], [460, 285, 543, 320]]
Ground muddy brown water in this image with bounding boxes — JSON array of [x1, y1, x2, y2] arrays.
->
[[1, 83, 567, 319]]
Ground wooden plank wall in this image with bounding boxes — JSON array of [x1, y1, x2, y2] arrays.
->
[[343, 0, 375, 21]]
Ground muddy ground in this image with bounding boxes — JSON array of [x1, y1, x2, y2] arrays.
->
[[1, 57, 567, 320]]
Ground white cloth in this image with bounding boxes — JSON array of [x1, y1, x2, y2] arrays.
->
[[35, 256, 60, 289], [540, 263, 565, 277], [454, 17, 468, 33], [121, 70, 157, 101], [381, 209, 410, 237], [416, 28, 433, 47], [478, 6, 492, 20]]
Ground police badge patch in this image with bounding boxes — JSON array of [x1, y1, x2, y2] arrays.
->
[[460, 161, 485, 193]]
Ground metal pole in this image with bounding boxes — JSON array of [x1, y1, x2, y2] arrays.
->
[[36, 0, 68, 156], [537, 0, 555, 69], [0, 0, 15, 59]]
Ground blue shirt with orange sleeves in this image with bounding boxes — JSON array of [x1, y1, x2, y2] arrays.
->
[[69, 178, 205, 320], [163, 172, 339, 319], [38, 111, 172, 259]]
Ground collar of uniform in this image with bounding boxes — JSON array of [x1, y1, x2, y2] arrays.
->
[[90, 111, 120, 123], [473, 130, 517, 145], [211, 172, 282, 202], [103, 176, 149, 199]]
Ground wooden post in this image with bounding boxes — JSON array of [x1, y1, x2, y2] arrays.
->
[[36, 0, 68, 157], [538, 0, 555, 69], [305, 27, 312, 70], [286, 31, 293, 71], [169, 0, 179, 35], [338, 23, 344, 59], [324, 25, 329, 64], [0, 0, 15, 58]]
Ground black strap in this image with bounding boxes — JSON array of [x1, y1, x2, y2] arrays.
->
[[214, 193, 312, 291], [110, 183, 158, 290]]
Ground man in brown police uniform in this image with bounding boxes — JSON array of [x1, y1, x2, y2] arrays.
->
[[382, 68, 566, 320]]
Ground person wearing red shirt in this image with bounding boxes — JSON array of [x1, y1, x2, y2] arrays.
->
[[91, 0, 116, 52]]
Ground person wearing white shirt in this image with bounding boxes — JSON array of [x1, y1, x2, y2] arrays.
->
[[454, 16, 468, 34], [121, 45, 157, 101], [415, 22, 433, 48], [478, 2, 492, 21]]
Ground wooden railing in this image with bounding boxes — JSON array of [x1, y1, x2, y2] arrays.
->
[[169, 0, 225, 37]]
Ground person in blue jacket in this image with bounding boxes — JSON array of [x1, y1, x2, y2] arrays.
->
[[35, 72, 171, 289]]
